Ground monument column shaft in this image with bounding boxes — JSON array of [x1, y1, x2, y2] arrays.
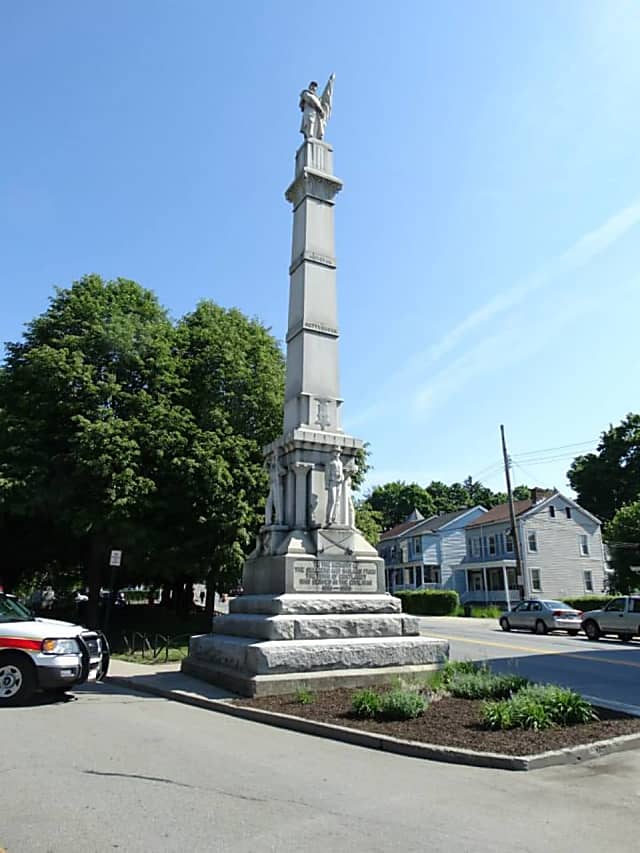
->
[[284, 139, 343, 434]]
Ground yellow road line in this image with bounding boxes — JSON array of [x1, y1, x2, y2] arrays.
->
[[425, 631, 640, 670]]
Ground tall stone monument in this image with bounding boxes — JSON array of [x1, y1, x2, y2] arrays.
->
[[182, 75, 448, 696]]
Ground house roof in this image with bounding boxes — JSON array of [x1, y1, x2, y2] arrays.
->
[[465, 499, 533, 529], [378, 507, 479, 542], [378, 518, 423, 542]]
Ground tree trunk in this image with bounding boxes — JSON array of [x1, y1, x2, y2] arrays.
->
[[204, 569, 219, 624], [86, 536, 106, 629]]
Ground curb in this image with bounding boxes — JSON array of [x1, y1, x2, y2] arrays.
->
[[108, 675, 640, 772]]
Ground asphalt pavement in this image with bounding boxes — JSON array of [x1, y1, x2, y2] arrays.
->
[[418, 616, 640, 714], [2, 677, 640, 853]]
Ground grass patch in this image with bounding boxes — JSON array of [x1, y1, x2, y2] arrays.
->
[[456, 605, 503, 619], [483, 684, 597, 731]]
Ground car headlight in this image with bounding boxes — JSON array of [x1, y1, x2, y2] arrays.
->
[[41, 638, 80, 655]]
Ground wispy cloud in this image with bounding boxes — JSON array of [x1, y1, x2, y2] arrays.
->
[[346, 199, 640, 430]]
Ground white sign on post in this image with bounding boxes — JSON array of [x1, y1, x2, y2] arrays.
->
[[109, 550, 122, 567]]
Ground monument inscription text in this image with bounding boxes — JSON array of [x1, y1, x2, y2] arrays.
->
[[293, 560, 378, 592]]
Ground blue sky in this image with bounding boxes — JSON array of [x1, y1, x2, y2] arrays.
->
[[2, 1, 639, 499]]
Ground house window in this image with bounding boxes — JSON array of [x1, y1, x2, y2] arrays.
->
[[505, 533, 514, 553], [471, 537, 481, 557], [549, 506, 556, 518], [579, 534, 590, 556], [413, 536, 421, 555], [584, 570, 594, 592], [565, 507, 572, 519], [390, 546, 396, 560], [527, 531, 538, 552], [530, 569, 541, 592], [488, 535, 496, 556], [424, 565, 440, 584]]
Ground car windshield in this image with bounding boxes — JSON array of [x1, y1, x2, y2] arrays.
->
[[0, 594, 34, 623], [542, 600, 572, 610]]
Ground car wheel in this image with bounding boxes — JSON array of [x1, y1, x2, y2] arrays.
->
[[618, 633, 633, 643], [534, 620, 548, 635], [499, 617, 510, 632], [583, 620, 601, 641], [0, 653, 36, 707], [568, 630, 579, 637]]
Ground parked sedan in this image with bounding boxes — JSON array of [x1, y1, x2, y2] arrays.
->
[[499, 599, 583, 635]]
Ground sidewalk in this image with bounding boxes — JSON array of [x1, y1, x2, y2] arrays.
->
[[107, 657, 239, 705]]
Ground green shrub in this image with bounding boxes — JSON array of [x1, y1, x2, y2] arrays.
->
[[294, 687, 314, 705], [483, 684, 597, 731], [562, 596, 613, 613], [430, 659, 481, 691], [352, 688, 382, 719], [448, 671, 529, 700], [395, 590, 459, 616], [379, 689, 427, 720]]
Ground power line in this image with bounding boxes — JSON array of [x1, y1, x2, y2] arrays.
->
[[513, 440, 598, 460]]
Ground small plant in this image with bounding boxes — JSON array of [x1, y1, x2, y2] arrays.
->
[[483, 684, 597, 731], [352, 688, 382, 719], [379, 689, 427, 721], [448, 671, 529, 700], [294, 687, 314, 705], [430, 659, 482, 691]]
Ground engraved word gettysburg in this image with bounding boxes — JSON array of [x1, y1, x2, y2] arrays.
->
[[182, 76, 448, 695]]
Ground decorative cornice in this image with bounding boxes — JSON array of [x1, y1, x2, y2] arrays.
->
[[285, 167, 343, 208]]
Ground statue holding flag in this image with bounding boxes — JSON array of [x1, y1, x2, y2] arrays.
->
[[299, 74, 335, 140]]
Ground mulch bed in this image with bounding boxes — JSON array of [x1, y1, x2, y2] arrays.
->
[[233, 689, 640, 756]]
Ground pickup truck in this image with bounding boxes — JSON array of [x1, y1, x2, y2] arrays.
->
[[0, 592, 109, 706], [582, 595, 640, 642]]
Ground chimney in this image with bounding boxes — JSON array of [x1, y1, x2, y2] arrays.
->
[[530, 487, 552, 504]]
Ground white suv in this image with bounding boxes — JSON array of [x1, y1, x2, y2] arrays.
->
[[0, 593, 109, 706]]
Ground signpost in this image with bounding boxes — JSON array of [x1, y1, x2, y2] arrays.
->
[[104, 550, 123, 632]]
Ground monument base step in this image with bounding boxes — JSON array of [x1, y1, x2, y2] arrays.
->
[[181, 657, 446, 698], [212, 612, 419, 641], [229, 593, 401, 616]]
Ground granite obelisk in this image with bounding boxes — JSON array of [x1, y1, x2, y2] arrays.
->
[[182, 76, 448, 696]]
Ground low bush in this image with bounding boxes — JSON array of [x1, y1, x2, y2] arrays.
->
[[448, 671, 529, 700], [351, 687, 428, 721], [395, 590, 459, 616], [483, 684, 597, 731], [352, 688, 382, 719], [430, 659, 481, 691], [379, 689, 427, 721], [455, 605, 503, 619], [562, 596, 613, 613]]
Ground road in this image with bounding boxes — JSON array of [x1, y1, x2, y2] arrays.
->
[[418, 616, 640, 713], [2, 679, 640, 853]]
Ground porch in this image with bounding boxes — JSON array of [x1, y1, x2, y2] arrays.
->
[[457, 561, 522, 608]]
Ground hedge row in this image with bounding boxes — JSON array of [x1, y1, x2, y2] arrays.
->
[[394, 590, 459, 616], [562, 596, 613, 612]]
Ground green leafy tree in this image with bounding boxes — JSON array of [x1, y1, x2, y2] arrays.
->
[[171, 301, 284, 614], [0, 275, 181, 624], [605, 501, 640, 593], [354, 502, 383, 546], [364, 481, 436, 531], [568, 414, 640, 522]]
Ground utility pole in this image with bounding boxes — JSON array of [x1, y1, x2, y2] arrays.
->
[[500, 424, 524, 599]]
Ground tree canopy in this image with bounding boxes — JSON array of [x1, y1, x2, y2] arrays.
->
[[568, 413, 640, 522], [359, 477, 530, 534], [605, 501, 640, 593], [0, 276, 284, 622]]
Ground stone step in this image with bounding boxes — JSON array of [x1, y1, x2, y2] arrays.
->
[[229, 593, 401, 616], [212, 612, 419, 641], [188, 634, 448, 676]]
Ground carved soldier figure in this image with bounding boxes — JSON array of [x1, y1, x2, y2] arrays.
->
[[265, 452, 287, 526], [299, 74, 335, 140], [325, 448, 344, 526], [342, 457, 358, 528]]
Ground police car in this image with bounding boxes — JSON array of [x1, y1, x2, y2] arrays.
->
[[0, 592, 109, 706]]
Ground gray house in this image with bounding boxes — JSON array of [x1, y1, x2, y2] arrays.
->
[[460, 488, 607, 605], [377, 506, 487, 594]]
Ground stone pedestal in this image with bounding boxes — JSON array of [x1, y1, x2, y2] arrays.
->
[[182, 121, 448, 697]]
